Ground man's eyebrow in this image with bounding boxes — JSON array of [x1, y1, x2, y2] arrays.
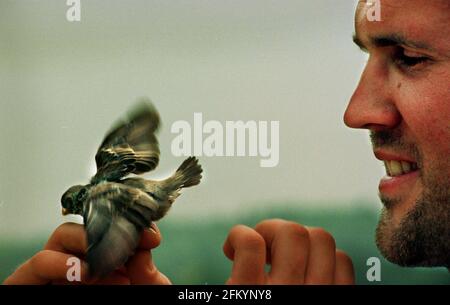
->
[[352, 33, 434, 52]]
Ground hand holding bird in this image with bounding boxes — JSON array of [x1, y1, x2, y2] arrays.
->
[[60, 99, 203, 279], [2, 222, 171, 284]]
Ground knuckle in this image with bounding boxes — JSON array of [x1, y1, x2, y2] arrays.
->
[[30, 250, 51, 271], [231, 226, 265, 251], [336, 249, 353, 265], [242, 232, 266, 251], [52, 223, 67, 239], [335, 249, 355, 275], [309, 227, 336, 248], [255, 218, 286, 230], [52, 222, 78, 240], [281, 221, 309, 239], [228, 224, 248, 237]]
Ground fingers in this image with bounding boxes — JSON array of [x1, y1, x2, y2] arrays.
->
[[5, 222, 165, 285], [137, 223, 161, 250], [334, 250, 355, 284], [4, 223, 90, 285], [304, 228, 336, 284], [44, 222, 163, 284], [44, 222, 161, 255], [3, 250, 89, 285], [124, 223, 169, 284], [223, 219, 355, 285], [44, 222, 88, 256], [125, 250, 171, 284], [223, 225, 266, 284], [255, 220, 310, 284]]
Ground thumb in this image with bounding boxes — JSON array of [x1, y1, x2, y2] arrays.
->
[[137, 224, 162, 250]]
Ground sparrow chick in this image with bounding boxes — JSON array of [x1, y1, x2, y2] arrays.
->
[[60, 100, 202, 279]]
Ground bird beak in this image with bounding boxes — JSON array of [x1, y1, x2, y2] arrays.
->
[[62, 208, 69, 215]]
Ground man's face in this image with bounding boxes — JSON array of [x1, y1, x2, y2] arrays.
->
[[344, 0, 450, 267]]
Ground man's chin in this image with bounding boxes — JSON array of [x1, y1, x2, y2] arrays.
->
[[375, 207, 409, 266], [378, 194, 414, 227], [375, 192, 450, 268]]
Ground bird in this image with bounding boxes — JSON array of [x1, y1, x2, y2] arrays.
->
[[60, 99, 203, 279]]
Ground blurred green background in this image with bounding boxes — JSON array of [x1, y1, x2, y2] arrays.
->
[[1, 204, 449, 284]]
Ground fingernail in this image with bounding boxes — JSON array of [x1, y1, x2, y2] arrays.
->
[[147, 223, 158, 234]]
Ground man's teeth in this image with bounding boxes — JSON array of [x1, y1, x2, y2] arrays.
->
[[384, 160, 417, 177]]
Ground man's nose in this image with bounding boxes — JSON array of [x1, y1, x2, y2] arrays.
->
[[343, 56, 401, 131]]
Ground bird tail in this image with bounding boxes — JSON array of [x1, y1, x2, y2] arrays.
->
[[163, 156, 203, 192]]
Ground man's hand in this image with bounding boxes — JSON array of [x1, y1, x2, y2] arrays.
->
[[223, 219, 354, 284], [3, 222, 171, 285]]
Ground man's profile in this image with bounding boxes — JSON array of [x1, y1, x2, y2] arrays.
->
[[346, 0, 450, 268]]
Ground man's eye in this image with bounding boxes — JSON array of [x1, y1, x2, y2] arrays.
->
[[393, 48, 429, 70]]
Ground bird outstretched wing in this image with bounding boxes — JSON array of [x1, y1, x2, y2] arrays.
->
[[91, 99, 160, 184], [83, 182, 158, 278]]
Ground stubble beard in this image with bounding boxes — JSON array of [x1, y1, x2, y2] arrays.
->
[[371, 129, 450, 268], [375, 160, 450, 268]]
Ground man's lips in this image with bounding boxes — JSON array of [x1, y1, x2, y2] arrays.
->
[[379, 170, 419, 197], [373, 150, 417, 163], [374, 150, 420, 197], [374, 150, 418, 176]]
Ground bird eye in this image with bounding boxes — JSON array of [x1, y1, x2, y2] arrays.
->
[[77, 188, 87, 202], [62, 197, 73, 209]]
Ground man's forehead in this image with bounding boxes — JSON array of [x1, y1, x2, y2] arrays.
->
[[354, 0, 450, 53]]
